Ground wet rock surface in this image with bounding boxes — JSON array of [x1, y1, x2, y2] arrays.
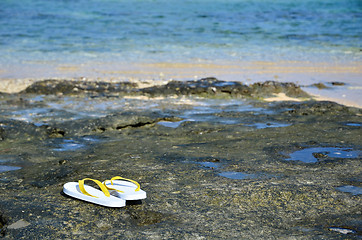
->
[[20, 77, 310, 99], [21, 79, 138, 95], [0, 79, 361, 239]]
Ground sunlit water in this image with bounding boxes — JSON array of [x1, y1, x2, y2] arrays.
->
[[0, 0, 361, 76], [285, 147, 361, 163]]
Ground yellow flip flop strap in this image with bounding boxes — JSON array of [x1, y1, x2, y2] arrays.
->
[[79, 178, 111, 198], [104, 176, 141, 193]]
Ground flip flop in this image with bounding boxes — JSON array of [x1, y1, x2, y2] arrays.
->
[[63, 178, 126, 207], [103, 176, 147, 200]]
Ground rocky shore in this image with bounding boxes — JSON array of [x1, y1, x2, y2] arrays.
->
[[0, 78, 361, 239]]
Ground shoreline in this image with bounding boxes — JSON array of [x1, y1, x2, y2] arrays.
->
[[0, 60, 361, 108]]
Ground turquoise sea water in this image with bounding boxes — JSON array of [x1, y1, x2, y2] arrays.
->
[[1, 0, 361, 63], [0, 0, 361, 82]]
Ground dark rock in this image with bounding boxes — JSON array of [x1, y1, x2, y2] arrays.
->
[[128, 210, 169, 226], [141, 78, 309, 99], [0, 119, 47, 140], [18, 78, 311, 101], [49, 111, 175, 136], [46, 127, 66, 138], [284, 101, 359, 116], [312, 83, 330, 89], [330, 82, 346, 86], [0, 81, 360, 239], [0, 127, 4, 141], [58, 160, 67, 165], [313, 152, 328, 159], [0, 212, 6, 236], [21, 79, 138, 95], [140, 77, 242, 97], [27, 166, 74, 188], [250, 81, 310, 98]]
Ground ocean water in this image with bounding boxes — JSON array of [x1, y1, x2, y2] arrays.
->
[[0, 0, 361, 86]]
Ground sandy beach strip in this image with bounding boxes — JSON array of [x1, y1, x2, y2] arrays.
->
[[0, 60, 361, 108]]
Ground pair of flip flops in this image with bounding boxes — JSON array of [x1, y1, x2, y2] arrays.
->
[[63, 176, 146, 207]]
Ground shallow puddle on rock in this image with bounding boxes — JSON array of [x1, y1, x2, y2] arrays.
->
[[344, 122, 361, 127], [218, 171, 256, 180], [329, 227, 356, 235], [45, 96, 193, 118], [81, 136, 103, 142], [225, 105, 275, 115], [175, 99, 272, 124], [185, 160, 223, 170], [246, 122, 291, 129], [176, 113, 240, 125], [0, 165, 21, 173], [285, 147, 361, 163], [0, 158, 21, 173], [198, 161, 222, 169], [6, 106, 82, 125], [212, 81, 238, 88], [0, 95, 125, 125], [52, 140, 85, 152], [51, 136, 100, 152], [29, 95, 45, 102], [180, 107, 221, 120], [219, 119, 240, 125], [158, 120, 187, 128], [8, 107, 56, 122], [336, 185, 362, 195]]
